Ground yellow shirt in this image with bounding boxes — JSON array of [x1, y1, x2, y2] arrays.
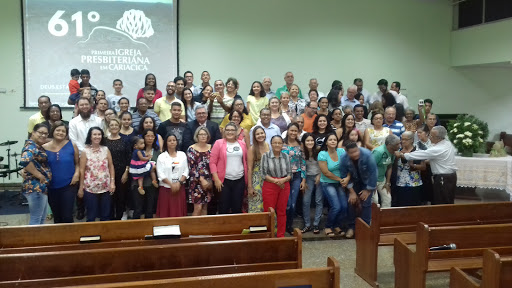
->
[[247, 95, 269, 124], [27, 112, 45, 133], [220, 113, 254, 131], [154, 97, 185, 122]]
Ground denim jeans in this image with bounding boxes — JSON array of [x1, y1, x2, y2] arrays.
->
[[320, 182, 347, 229], [286, 172, 302, 229], [348, 185, 373, 229], [303, 175, 323, 227], [24, 192, 48, 225]]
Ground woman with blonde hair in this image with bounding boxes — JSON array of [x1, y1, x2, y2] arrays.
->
[[186, 126, 213, 216]]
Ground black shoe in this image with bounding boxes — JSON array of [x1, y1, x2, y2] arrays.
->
[[313, 226, 320, 234], [76, 210, 85, 220], [286, 226, 294, 235], [301, 226, 312, 233]]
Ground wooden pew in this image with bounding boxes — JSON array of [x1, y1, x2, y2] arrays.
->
[[355, 202, 512, 287], [0, 229, 302, 287], [450, 249, 512, 288], [394, 222, 512, 288], [67, 257, 340, 288], [0, 209, 275, 254]]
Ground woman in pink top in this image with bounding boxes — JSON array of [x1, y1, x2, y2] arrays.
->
[[210, 122, 248, 214], [136, 73, 163, 103]]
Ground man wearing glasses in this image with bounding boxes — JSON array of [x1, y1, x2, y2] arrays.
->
[[397, 126, 457, 204], [182, 105, 222, 151]]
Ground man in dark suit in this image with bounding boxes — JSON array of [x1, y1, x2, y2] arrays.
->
[[181, 104, 222, 151]]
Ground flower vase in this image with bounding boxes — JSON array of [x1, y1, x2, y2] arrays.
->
[[461, 149, 473, 157]]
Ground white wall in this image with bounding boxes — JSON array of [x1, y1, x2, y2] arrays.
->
[[0, 0, 509, 183]]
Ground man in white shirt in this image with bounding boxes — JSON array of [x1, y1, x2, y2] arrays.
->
[[263, 77, 275, 99], [390, 81, 409, 109], [69, 97, 103, 153], [250, 108, 281, 145], [308, 78, 325, 99], [368, 79, 389, 105], [399, 126, 457, 205], [68, 96, 103, 220], [106, 79, 124, 112]]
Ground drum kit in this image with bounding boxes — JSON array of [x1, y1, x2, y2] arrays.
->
[[0, 140, 22, 180]]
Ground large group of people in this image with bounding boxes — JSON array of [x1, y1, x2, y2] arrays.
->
[[21, 70, 458, 238]]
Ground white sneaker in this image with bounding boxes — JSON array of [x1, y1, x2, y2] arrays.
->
[[121, 212, 128, 221]]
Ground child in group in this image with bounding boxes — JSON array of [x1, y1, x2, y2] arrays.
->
[[106, 79, 124, 112], [68, 68, 81, 104], [129, 137, 158, 195]]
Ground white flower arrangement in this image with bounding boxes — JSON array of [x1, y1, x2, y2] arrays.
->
[[448, 114, 489, 154]]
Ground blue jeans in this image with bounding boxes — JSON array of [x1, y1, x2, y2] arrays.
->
[[320, 182, 347, 230], [348, 184, 373, 229], [286, 172, 302, 229], [84, 191, 111, 222], [23, 192, 48, 225], [303, 175, 323, 227]]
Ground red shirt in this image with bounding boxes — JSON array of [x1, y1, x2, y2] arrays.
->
[[69, 79, 80, 94], [136, 88, 163, 103]]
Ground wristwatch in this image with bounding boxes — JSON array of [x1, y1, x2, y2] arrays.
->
[[179, 180, 185, 185]]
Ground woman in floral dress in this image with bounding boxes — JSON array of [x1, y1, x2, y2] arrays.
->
[[247, 126, 269, 213], [187, 126, 213, 216]]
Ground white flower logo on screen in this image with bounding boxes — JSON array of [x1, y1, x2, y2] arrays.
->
[[116, 10, 154, 39]]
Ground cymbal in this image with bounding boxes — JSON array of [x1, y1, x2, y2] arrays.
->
[[0, 140, 17, 146], [11, 152, 20, 158]]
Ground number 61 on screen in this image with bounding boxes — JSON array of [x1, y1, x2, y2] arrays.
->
[[48, 10, 100, 37]]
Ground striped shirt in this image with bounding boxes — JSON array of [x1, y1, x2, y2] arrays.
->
[[261, 151, 292, 179]]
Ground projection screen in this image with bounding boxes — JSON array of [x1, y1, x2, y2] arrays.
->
[[22, 0, 178, 107]]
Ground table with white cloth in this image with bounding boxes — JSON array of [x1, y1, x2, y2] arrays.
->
[[455, 154, 512, 200]]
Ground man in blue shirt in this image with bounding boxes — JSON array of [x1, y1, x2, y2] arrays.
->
[[340, 142, 378, 238], [383, 106, 405, 137], [341, 85, 360, 108]]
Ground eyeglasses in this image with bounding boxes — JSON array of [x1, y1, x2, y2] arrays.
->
[[235, 103, 244, 107], [35, 131, 48, 136]]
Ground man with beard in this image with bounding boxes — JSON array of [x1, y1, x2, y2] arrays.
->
[[69, 97, 103, 153], [157, 102, 187, 151], [68, 96, 103, 220], [154, 81, 185, 122]]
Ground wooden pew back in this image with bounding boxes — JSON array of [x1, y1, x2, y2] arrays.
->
[[66, 257, 340, 288], [0, 210, 275, 249], [0, 230, 301, 282], [377, 202, 512, 236], [449, 249, 512, 288]]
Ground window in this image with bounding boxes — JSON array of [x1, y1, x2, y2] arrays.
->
[[455, 0, 512, 29]]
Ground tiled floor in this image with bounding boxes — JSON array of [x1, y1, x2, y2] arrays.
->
[[0, 187, 509, 288]]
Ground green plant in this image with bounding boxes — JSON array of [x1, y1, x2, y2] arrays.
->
[[447, 114, 489, 153]]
